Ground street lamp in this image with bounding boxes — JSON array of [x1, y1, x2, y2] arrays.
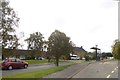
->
[[90, 45, 101, 61]]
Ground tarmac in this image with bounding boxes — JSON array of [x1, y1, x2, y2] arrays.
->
[[43, 61, 92, 78]]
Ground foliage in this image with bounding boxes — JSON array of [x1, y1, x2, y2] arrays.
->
[[25, 32, 44, 50], [80, 52, 87, 60], [25, 32, 44, 58], [101, 52, 113, 59], [48, 30, 73, 66], [91, 52, 96, 60], [101, 52, 107, 59], [106, 52, 113, 57], [0, 0, 20, 49], [0, 1, 20, 59], [112, 39, 120, 60]]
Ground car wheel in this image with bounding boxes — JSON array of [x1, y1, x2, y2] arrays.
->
[[8, 66, 13, 70], [24, 65, 28, 69]]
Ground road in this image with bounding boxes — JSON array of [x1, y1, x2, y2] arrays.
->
[[72, 60, 118, 78], [44, 60, 118, 78], [2, 62, 73, 76], [2, 60, 118, 79]]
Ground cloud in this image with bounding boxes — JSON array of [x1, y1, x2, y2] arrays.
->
[[9, 0, 117, 52], [101, 0, 117, 9]]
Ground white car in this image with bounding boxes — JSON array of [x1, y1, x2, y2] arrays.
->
[[70, 54, 80, 60]]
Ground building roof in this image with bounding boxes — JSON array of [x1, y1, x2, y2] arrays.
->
[[3, 48, 34, 56], [74, 46, 87, 52]]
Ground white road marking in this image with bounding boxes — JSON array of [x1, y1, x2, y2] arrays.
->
[[107, 75, 111, 78], [108, 67, 118, 78], [111, 71, 114, 74]]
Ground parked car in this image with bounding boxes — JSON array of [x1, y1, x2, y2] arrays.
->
[[35, 57, 45, 60], [70, 54, 80, 60], [1, 58, 28, 70], [38, 57, 45, 60]]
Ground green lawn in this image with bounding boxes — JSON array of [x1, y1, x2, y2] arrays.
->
[[2, 64, 72, 80], [24, 60, 48, 64], [67, 60, 85, 63], [24, 59, 68, 64]]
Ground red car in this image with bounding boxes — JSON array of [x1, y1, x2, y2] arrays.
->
[[1, 59, 28, 70]]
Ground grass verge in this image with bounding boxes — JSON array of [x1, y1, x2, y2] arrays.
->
[[2, 64, 72, 79], [24, 60, 48, 64], [67, 60, 85, 63], [24, 59, 68, 64]]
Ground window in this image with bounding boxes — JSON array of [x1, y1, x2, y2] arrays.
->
[[11, 59, 16, 62], [16, 59, 22, 62]]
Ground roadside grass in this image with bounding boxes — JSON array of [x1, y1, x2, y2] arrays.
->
[[24, 59, 68, 64], [67, 60, 85, 63], [24, 60, 48, 64], [2, 64, 72, 80]]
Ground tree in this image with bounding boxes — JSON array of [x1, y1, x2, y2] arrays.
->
[[42, 40, 52, 62], [0, 0, 20, 59], [25, 32, 44, 59], [91, 51, 96, 60], [101, 52, 113, 59], [0, 0, 20, 49], [80, 52, 87, 60], [112, 39, 120, 60], [101, 52, 107, 59], [48, 30, 73, 66]]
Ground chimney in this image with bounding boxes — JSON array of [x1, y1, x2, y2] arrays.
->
[[81, 46, 83, 48]]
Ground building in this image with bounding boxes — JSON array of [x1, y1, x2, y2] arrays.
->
[[2, 46, 87, 60], [2, 48, 46, 60], [73, 46, 87, 57]]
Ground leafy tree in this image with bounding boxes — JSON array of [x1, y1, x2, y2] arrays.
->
[[0, 0, 20, 59], [48, 30, 73, 66], [42, 41, 52, 62], [25, 32, 44, 59], [112, 39, 120, 60], [101, 52, 113, 59], [91, 51, 96, 60], [106, 52, 113, 57], [101, 52, 107, 59], [0, 0, 20, 48], [80, 52, 87, 60]]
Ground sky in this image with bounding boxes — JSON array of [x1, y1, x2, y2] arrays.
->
[[9, 0, 118, 52]]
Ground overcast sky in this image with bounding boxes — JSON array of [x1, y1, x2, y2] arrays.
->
[[9, 0, 118, 52]]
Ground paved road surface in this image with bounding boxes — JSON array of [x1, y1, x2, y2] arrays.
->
[[44, 60, 118, 78], [2, 60, 118, 79], [44, 61, 91, 78], [72, 60, 118, 78]]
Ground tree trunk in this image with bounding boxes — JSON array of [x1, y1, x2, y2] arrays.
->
[[48, 57, 51, 62], [55, 57, 59, 66]]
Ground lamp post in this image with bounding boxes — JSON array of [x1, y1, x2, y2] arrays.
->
[[91, 45, 100, 61]]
